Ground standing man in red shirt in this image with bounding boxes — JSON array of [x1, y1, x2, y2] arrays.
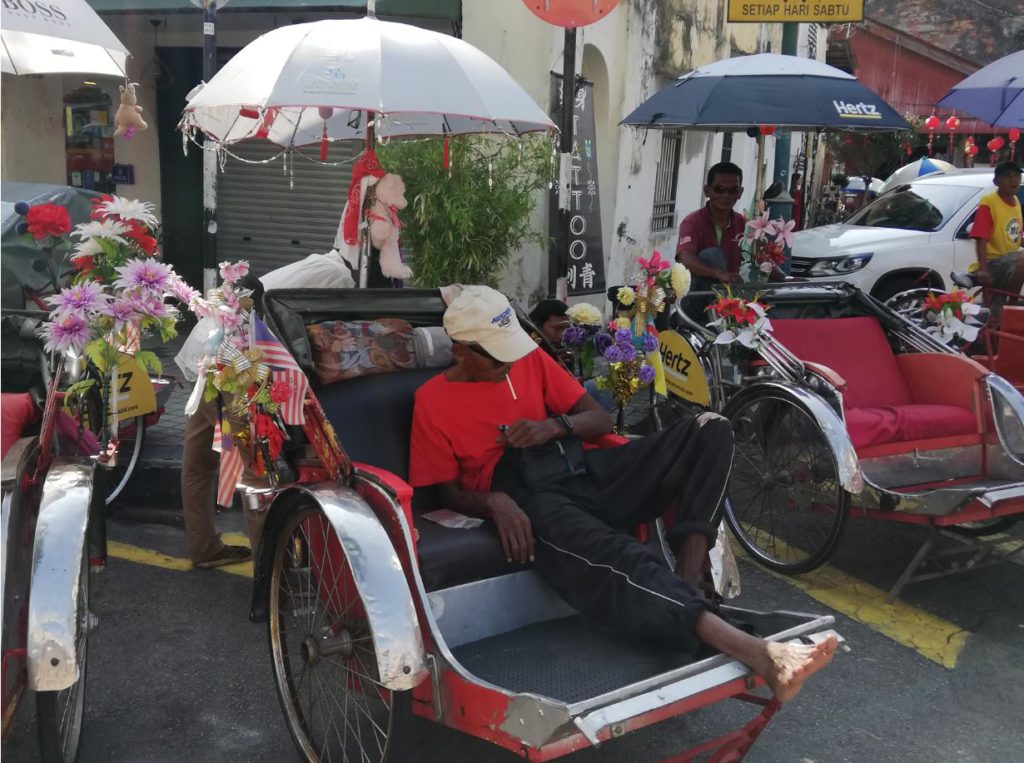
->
[[408, 286, 836, 703], [675, 162, 748, 290]]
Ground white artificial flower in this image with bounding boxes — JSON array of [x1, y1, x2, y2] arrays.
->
[[670, 263, 691, 298], [72, 238, 103, 258], [97, 196, 159, 227], [566, 302, 603, 326], [72, 219, 130, 244]]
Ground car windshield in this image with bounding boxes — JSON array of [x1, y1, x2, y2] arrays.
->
[[846, 183, 979, 232]]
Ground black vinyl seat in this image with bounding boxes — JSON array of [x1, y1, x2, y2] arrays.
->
[[316, 370, 524, 591]]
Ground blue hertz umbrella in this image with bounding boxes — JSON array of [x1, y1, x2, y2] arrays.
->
[[622, 53, 909, 131], [937, 50, 1023, 129]]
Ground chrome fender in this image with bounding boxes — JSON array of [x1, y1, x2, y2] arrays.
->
[[27, 459, 93, 692], [723, 381, 864, 494], [275, 483, 427, 691]]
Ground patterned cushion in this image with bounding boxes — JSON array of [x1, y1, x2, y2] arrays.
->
[[306, 318, 416, 385]]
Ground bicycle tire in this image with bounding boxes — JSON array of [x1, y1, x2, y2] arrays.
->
[[36, 550, 89, 763], [75, 385, 146, 508]]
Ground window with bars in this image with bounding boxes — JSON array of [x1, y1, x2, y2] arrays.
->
[[651, 130, 682, 232]]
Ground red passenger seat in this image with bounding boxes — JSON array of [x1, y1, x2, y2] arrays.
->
[[770, 317, 979, 451]]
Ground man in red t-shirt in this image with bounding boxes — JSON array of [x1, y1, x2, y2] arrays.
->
[[409, 286, 836, 702]]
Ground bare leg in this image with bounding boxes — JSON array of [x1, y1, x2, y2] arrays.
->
[[674, 532, 709, 587], [695, 611, 837, 703]]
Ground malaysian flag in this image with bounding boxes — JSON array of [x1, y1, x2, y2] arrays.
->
[[251, 314, 309, 425], [213, 419, 244, 507]]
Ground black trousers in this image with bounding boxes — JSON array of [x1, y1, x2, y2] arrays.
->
[[491, 412, 734, 656]]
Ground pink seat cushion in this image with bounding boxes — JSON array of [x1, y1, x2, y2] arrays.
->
[[845, 405, 978, 449], [771, 317, 913, 409]]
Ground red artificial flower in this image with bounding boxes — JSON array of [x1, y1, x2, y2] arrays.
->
[[124, 221, 158, 255], [72, 254, 96, 272], [89, 194, 115, 220], [269, 381, 292, 404], [924, 292, 948, 312], [25, 204, 71, 239]]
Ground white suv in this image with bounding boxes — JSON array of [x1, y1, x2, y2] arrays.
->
[[791, 169, 998, 301]]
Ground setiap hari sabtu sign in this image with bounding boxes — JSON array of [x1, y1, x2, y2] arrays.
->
[[728, 1, 863, 23]]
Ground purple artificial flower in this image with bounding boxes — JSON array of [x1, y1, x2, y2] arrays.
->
[[593, 331, 613, 355], [124, 292, 173, 320], [114, 258, 173, 293], [619, 344, 638, 362], [102, 298, 141, 325], [614, 327, 633, 345], [46, 282, 106, 317], [603, 344, 624, 363], [167, 275, 200, 306], [562, 325, 586, 346], [40, 313, 92, 354], [639, 364, 656, 385], [641, 333, 659, 353]]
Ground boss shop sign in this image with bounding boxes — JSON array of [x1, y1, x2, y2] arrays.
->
[[728, 1, 863, 22]]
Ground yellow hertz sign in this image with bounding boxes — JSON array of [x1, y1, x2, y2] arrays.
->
[[728, 1, 864, 23], [658, 331, 711, 407]]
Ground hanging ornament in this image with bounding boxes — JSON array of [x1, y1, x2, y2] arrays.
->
[[318, 106, 333, 162], [758, 125, 777, 136], [443, 134, 450, 170], [925, 113, 939, 156], [488, 159, 493, 190], [182, 130, 189, 157], [239, 106, 260, 119], [945, 115, 960, 131], [990, 136, 1006, 151]]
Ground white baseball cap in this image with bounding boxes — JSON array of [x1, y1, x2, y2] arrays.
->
[[443, 285, 537, 363]]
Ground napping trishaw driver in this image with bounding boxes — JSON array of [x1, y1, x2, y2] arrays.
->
[[409, 285, 837, 703]]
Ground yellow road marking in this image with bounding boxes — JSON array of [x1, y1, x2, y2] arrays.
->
[[731, 538, 968, 669], [107, 538, 253, 578]]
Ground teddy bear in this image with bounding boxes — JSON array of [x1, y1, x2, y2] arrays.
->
[[114, 82, 148, 138], [367, 172, 412, 281]]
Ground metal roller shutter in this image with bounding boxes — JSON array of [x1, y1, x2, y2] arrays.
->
[[216, 140, 357, 277]]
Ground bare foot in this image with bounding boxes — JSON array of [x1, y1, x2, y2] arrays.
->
[[755, 635, 838, 703]]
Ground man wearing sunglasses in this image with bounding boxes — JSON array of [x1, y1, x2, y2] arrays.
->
[[407, 286, 836, 703], [675, 162, 749, 291]]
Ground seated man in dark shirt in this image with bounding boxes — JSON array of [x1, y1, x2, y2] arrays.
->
[[408, 285, 836, 703]]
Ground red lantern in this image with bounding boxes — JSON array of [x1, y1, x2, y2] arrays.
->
[[758, 125, 777, 136], [968, 144, 980, 156], [945, 115, 960, 131], [1010, 128, 1021, 142], [925, 114, 940, 130], [990, 136, 1006, 151], [987, 138, 1000, 152]]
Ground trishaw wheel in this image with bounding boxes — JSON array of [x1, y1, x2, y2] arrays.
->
[[36, 550, 89, 763], [75, 386, 145, 508], [725, 392, 848, 574], [268, 500, 412, 763]]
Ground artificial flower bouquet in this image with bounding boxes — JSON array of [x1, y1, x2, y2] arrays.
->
[[27, 195, 193, 459], [187, 260, 307, 490], [741, 212, 795, 282], [705, 289, 773, 348], [922, 290, 984, 344]]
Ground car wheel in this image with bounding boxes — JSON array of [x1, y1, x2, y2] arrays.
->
[[872, 276, 934, 304]]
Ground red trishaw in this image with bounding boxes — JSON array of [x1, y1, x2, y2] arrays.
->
[[234, 287, 841, 763]]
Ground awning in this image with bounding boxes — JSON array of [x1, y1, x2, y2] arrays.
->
[[87, 0, 460, 20]]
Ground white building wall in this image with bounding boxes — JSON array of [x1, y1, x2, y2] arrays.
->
[[1, 74, 68, 185]]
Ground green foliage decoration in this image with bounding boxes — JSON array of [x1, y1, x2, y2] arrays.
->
[[378, 135, 553, 287]]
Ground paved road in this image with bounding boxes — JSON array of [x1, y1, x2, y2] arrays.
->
[[5, 507, 1023, 763]]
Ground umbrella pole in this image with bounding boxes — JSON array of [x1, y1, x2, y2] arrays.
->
[[754, 134, 767, 209], [358, 114, 374, 289]]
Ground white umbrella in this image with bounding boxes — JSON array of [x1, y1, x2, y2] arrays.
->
[[878, 158, 956, 195], [179, 16, 555, 148], [1, 0, 127, 76]]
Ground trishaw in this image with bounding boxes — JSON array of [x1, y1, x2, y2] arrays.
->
[[239, 287, 842, 763], [657, 282, 1024, 599], [2, 356, 105, 762]]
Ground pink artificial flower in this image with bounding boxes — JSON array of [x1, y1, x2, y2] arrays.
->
[[114, 258, 173, 293], [218, 260, 250, 284], [124, 292, 173, 320], [40, 313, 92, 354], [745, 212, 773, 241], [771, 218, 797, 249], [189, 294, 214, 319], [46, 281, 106, 317], [216, 305, 243, 331], [637, 250, 670, 274]]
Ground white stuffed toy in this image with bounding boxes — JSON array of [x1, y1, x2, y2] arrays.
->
[[367, 172, 412, 281]]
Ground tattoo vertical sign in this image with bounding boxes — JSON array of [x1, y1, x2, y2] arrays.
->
[[549, 74, 606, 296]]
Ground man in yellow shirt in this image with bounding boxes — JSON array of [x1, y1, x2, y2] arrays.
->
[[970, 161, 1023, 313]]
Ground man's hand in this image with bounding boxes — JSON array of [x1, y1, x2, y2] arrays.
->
[[485, 492, 535, 563], [499, 418, 560, 448], [977, 268, 994, 287], [720, 270, 743, 284]]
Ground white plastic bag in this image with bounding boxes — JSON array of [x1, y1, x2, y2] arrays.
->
[[709, 523, 741, 600], [174, 316, 218, 383]]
